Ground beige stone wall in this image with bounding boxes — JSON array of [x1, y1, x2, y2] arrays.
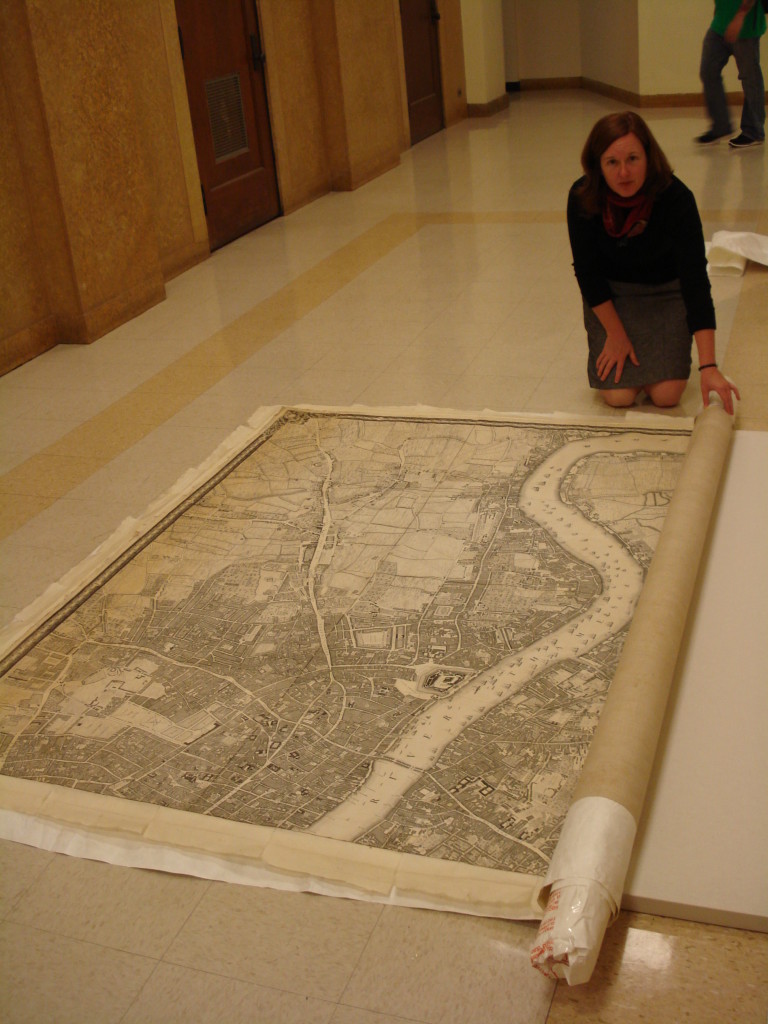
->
[[0, 0, 206, 374], [1, 0, 468, 373], [260, 0, 408, 206], [460, 0, 507, 107], [439, 0, 469, 126], [258, 0, 333, 213], [0, 0, 91, 369], [332, 0, 404, 188], [22, 0, 166, 335], [122, 0, 209, 280], [0, 62, 59, 371]]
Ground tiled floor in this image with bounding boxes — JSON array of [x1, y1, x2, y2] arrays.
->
[[1, 91, 767, 1022]]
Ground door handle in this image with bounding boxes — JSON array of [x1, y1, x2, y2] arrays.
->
[[250, 34, 266, 71]]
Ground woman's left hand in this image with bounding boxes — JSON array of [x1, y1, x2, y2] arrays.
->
[[700, 366, 740, 415]]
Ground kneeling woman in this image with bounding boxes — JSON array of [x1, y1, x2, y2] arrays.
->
[[567, 111, 739, 414]]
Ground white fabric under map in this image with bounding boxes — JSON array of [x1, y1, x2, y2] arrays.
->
[[0, 405, 699, 921]]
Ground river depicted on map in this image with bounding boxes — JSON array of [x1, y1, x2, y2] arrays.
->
[[0, 409, 690, 878]]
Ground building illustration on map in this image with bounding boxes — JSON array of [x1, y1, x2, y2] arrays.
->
[[0, 410, 690, 882]]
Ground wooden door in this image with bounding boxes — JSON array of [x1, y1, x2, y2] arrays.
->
[[176, 0, 280, 250], [399, 0, 444, 145]]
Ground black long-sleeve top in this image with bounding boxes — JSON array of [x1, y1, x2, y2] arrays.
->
[[566, 175, 716, 334]]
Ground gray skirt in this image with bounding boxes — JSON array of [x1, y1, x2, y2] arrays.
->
[[584, 279, 693, 390]]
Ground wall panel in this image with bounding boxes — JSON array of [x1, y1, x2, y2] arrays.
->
[[259, 0, 332, 213], [1, 0, 469, 373], [439, 0, 469, 126], [0, 69, 58, 371], [333, 0, 403, 187], [122, 0, 208, 279], [580, 0, 639, 96]]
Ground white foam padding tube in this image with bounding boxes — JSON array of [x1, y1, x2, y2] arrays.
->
[[530, 796, 636, 984]]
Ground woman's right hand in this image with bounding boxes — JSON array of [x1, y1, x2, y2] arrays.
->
[[596, 332, 640, 383]]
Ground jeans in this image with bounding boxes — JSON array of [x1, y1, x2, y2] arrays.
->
[[699, 28, 766, 140]]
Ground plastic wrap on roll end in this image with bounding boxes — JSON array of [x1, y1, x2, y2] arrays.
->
[[529, 796, 637, 985], [530, 880, 613, 984]]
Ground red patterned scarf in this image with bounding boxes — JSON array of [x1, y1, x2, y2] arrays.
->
[[602, 191, 654, 239]]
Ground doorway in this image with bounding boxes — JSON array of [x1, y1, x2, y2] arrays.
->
[[399, 0, 445, 145], [176, 0, 281, 250]]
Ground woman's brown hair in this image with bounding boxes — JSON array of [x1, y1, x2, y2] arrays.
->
[[573, 111, 673, 215]]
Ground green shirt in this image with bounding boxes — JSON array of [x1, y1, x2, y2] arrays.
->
[[711, 0, 766, 38]]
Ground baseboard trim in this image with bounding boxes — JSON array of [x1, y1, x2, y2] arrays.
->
[[621, 893, 768, 934], [519, 77, 582, 92], [0, 317, 59, 377], [581, 78, 706, 108], [519, 76, 764, 108], [467, 93, 510, 118]]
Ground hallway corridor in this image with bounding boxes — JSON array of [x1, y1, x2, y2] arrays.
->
[[1, 91, 766, 1023]]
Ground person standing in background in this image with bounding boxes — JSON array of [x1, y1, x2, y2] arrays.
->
[[696, 0, 766, 148]]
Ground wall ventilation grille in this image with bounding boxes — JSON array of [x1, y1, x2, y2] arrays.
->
[[205, 74, 249, 162]]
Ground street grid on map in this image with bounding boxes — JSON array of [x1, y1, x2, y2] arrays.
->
[[0, 410, 689, 878]]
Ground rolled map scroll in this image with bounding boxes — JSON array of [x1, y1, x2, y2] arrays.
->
[[531, 401, 735, 984]]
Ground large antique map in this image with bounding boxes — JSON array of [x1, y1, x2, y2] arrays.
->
[[0, 409, 691, 885]]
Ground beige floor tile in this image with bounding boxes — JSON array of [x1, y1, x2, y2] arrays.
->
[[461, 277, 532, 305], [253, 329, 334, 373], [4, 491, 130, 552], [0, 385, 109, 432], [9, 356, 159, 402], [121, 961, 336, 1024], [544, 339, 594, 381], [676, 376, 711, 419], [726, 339, 768, 385], [355, 371, 457, 408], [102, 303, 231, 345], [440, 373, 541, 413], [0, 503, 131, 620], [392, 342, 481, 379], [6, 855, 209, 958], [412, 313, 503, 348], [0, 841, 53, 917], [310, 339, 411, 375], [546, 912, 768, 1024], [164, 885, 382, 1003], [274, 368, 376, 407], [0, 492, 55, 540], [0, 603, 19, 626], [438, 290, 520, 327], [339, 316, 431, 348], [340, 905, 554, 1024], [0, 452, 106, 500], [66, 427, 231, 513], [0, 920, 156, 1024], [503, 302, 584, 340], [0, 433, 84, 477], [331, 1007, 430, 1024], [0, 92, 765, 1024], [0, 549, 70, 623], [158, 377, 292, 434], [466, 336, 566, 378], [731, 381, 768, 430], [0, 379, 92, 423], [87, 388, 192, 443], [301, 303, 436, 338], [331, 276, 412, 308], [521, 378, 611, 417]]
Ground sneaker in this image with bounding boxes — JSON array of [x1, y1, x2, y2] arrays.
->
[[694, 130, 730, 145], [728, 133, 764, 149]]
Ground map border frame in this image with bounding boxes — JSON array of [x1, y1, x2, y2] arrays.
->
[[0, 404, 699, 922]]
